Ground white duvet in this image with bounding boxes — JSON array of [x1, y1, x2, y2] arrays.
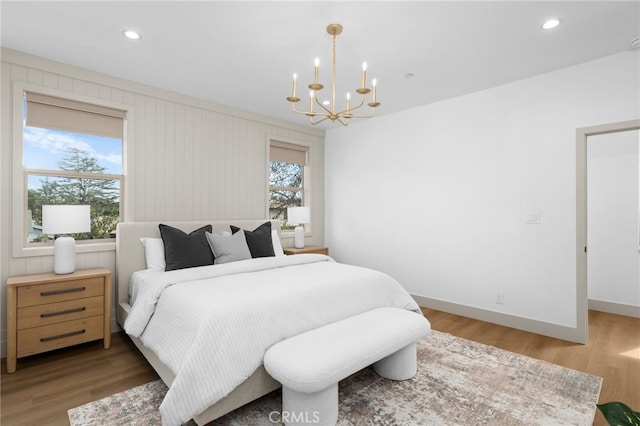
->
[[124, 254, 421, 426]]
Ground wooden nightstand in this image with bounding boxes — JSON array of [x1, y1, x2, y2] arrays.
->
[[283, 246, 329, 256], [6, 267, 111, 373]]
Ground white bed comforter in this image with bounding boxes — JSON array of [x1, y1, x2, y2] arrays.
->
[[124, 254, 421, 425]]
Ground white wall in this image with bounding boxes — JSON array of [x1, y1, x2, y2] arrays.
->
[[0, 48, 325, 357], [587, 130, 640, 311], [325, 51, 639, 338]]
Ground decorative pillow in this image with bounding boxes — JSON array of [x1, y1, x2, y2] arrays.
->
[[205, 230, 252, 264], [139, 237, 165, 271], [159, 224, 214, 271], [230, 221, 275, 258], [272, 230, 284, 256]]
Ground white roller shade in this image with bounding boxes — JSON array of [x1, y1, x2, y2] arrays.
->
[[270, 141, 308, 166], [25, 92, 126, 139]]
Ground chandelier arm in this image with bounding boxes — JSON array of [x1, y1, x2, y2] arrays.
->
[[345, 94, 366, 113], [326, 95, 365, 118], [291, 105, 318, 117], [343, 109, 377, 119], [310, 115, 331, 125], [335, 116, 349, 126], [314, 96, 334, 115]]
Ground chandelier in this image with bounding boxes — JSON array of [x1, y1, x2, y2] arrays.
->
[[286, 23, 380, 126]]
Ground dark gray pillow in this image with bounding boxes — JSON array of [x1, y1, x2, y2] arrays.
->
[[159, 224, 214, 271], [206, 230, 252, 264], [230, 221, 275, 258]]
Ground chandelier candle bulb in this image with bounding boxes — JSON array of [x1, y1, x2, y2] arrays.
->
[[372, 79, 377, 103], [292, 74, 297, 97], [346, 92, 351, 112], [361, 62, 367, 89], [314, 58, 319, 85], [287, 74, 300, 103]]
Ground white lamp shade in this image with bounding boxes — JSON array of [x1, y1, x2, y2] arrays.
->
[[287, 206, 310, 225], [42, 205, 91, 235]]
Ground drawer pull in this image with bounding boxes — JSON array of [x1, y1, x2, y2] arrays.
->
[[40, 329, 86, 342], [40, 307, 86, 318], [40, 287, 86, 297]]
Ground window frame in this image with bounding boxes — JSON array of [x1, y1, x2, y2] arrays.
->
[[12, 82, 133, 258], [267, 137, 311, 235]]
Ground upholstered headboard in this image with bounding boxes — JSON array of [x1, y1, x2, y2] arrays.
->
[[115, 219, 280, 326]]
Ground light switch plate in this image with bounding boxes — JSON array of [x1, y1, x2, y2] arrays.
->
[[526, 211, 541, 224]]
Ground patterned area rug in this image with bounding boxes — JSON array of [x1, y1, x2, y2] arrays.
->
[[68, 330, 602, 426]]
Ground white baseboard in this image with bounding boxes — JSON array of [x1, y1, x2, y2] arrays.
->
[[412, 294, 585, 344], [588, 299, 640, 318], [111, 307, 122, 332]]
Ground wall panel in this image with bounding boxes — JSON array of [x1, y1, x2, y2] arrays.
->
[[1, 48, 325, 357]]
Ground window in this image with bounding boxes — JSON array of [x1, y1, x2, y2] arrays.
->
[[269, 141, 308, 230], [22, 91, 125, 246]]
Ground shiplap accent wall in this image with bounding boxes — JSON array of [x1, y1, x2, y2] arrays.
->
[[0, 48, 325, 356]]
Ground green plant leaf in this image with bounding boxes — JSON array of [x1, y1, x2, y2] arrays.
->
[[597, 401, 640, 426]]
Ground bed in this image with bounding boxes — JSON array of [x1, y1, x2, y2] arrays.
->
[[115, 219, 422, 425]]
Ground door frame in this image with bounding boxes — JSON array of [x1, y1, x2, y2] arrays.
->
[[575, 119, 640, 343]]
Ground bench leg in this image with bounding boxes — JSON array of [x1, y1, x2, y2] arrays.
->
[[282, 383, 338, 426], [374, 342, 417, 380]]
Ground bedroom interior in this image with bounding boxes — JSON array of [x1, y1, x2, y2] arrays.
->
[[1, 1, 639, 425]]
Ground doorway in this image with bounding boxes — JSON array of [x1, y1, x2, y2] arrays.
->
[[576, 119, 640, 343]]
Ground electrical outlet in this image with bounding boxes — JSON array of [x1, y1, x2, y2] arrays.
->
[[496, 292, 504, 304]]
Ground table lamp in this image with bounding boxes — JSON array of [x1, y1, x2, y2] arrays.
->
[[287, 206, 310, 249], [42, 205, 91, 274]]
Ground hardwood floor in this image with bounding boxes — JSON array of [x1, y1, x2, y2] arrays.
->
[[1, 309, 638, 425], [1, 332, 158, 426]]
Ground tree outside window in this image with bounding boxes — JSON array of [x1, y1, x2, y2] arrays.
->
[[269, 142, 308, 230]]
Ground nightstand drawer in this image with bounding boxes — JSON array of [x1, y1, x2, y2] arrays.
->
[[17, 296, 104, 330], [17, 277, 104, 307], [17, 315, 104, 357], [283, 246, 329, 255]]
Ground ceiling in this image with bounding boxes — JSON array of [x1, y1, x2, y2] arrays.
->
[[2, 1, 639, 129]]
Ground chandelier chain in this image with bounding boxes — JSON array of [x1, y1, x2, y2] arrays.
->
[[331, 29, 337, 115]]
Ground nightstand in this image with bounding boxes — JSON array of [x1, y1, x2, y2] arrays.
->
[[283, 246, 329, 256], [6, 267, 111, 373]]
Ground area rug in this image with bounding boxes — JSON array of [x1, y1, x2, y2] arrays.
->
[[68, 330, 602, 426]]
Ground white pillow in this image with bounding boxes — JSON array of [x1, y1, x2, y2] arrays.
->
[[272, 230, 284, 256], [140, 237, 166, 271]]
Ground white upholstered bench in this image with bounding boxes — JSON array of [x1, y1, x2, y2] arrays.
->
[[264, 307, 431, 426]]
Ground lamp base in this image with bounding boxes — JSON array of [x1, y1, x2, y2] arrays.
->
[[294, 226, 305, 248], [54, 236, 76, 274]]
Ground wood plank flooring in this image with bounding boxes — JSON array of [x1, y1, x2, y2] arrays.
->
[[1, 309, 638, 425], [1, 332, 158, 426]]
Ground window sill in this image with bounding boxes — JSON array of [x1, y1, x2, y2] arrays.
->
[[14, 240, 116, 258]]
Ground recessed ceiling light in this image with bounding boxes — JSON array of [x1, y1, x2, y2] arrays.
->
[[541, 18, 561, 30], [123, 30, 141, 40]]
